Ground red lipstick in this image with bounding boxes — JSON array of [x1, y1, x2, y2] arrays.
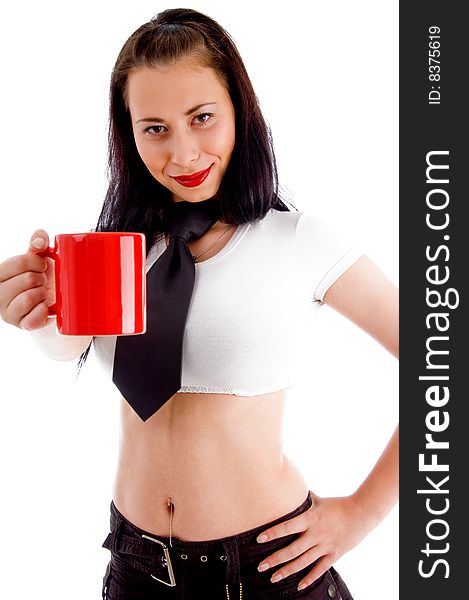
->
[[170, 164, 213, 188]]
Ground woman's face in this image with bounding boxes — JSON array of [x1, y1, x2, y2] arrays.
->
[[127, 61, 236, 203]]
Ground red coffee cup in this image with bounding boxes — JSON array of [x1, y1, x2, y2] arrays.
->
[[37, 232, 146, 336]]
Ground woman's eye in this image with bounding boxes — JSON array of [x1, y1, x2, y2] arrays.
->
[[194, 112, 214, 125], [144, 125, 165, 136]]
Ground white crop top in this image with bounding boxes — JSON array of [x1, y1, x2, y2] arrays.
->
[[91, 208, 363, 396]]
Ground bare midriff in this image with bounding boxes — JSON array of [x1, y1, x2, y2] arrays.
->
[[112, 389, 310, 541]]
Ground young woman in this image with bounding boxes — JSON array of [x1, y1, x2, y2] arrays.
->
[[0, 8, 398, 600]]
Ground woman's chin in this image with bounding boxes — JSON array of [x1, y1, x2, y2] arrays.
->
[[172, 188, 220, 204]]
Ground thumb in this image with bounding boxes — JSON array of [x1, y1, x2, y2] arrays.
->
[[28, 229, 50, 254]]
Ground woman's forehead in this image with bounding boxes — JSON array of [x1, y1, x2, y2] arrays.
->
[[126, 64, 230, 115]]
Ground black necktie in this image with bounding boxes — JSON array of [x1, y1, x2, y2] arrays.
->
[[112, 199, 221, 421]]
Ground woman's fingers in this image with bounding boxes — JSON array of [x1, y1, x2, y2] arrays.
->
[[0, 254, 48, 284], [4, 286, 48, 328], [258, 530, 320, 572], [256, 512, 309, 544], [27, 229, 50, 254], [0, 229, 52, 330], [0, 272, 48, 327], [258, 535, 322, 571], [19, 300, 50, 331], [297, 555, 334, 591], [268, 545, 324, 584]]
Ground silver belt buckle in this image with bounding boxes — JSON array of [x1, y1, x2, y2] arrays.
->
[[141, 534, 176, 587]]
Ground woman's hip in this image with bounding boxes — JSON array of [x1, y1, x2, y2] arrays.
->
[[101, 491, 354, 599]]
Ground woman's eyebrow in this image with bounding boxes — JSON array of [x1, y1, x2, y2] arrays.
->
[[136, 102, 217, 123]]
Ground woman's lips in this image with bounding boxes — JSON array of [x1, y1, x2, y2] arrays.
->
[[170, 164, 213, 188]]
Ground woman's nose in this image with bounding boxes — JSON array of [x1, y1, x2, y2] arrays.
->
[[170, 129, 199, 167]]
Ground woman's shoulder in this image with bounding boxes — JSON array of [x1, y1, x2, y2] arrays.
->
[[252, 206, 354, 244], [260, 206, 334, 226], [256, 206, 303, 229], [257, 207, 342, 239], [288, 209, 357, 243]]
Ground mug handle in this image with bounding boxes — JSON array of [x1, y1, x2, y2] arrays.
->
[[35, 246, 58, 317]]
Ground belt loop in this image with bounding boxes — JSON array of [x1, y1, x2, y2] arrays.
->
[[222, 539, 241, 587], [110, 513, 124, 557]]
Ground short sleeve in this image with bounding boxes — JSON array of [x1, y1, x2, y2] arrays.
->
[[294, 212, 364, 302]]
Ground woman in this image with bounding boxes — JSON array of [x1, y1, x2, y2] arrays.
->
[[0, 8, 398, 599]]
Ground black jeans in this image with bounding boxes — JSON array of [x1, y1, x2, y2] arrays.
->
[[101, 491, 354, 599]]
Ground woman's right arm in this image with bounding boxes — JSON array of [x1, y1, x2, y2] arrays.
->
[[0, 229, 92, 361]]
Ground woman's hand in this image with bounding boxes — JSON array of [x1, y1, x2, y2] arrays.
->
[[256, 492, 376, 591], [0, 229, 55, 331]]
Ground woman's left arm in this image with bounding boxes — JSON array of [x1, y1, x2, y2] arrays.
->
[[255, 255, 399, 590], [323, 253, 399, 525]]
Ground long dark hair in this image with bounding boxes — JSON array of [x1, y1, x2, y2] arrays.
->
[[77, 7, 297, 373]]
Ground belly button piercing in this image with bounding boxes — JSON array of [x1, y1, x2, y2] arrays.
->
[[167, 497, 174, 547]]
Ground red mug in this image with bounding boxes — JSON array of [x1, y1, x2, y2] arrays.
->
[[37, 232, 146, 336]]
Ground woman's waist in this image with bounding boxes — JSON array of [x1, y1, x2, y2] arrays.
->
[[112, 451, 309, 541], [116, 402, 291, 497], [117, 390, 289, 484]]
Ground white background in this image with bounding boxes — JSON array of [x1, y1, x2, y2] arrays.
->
[[0, 1, 398, 598]]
